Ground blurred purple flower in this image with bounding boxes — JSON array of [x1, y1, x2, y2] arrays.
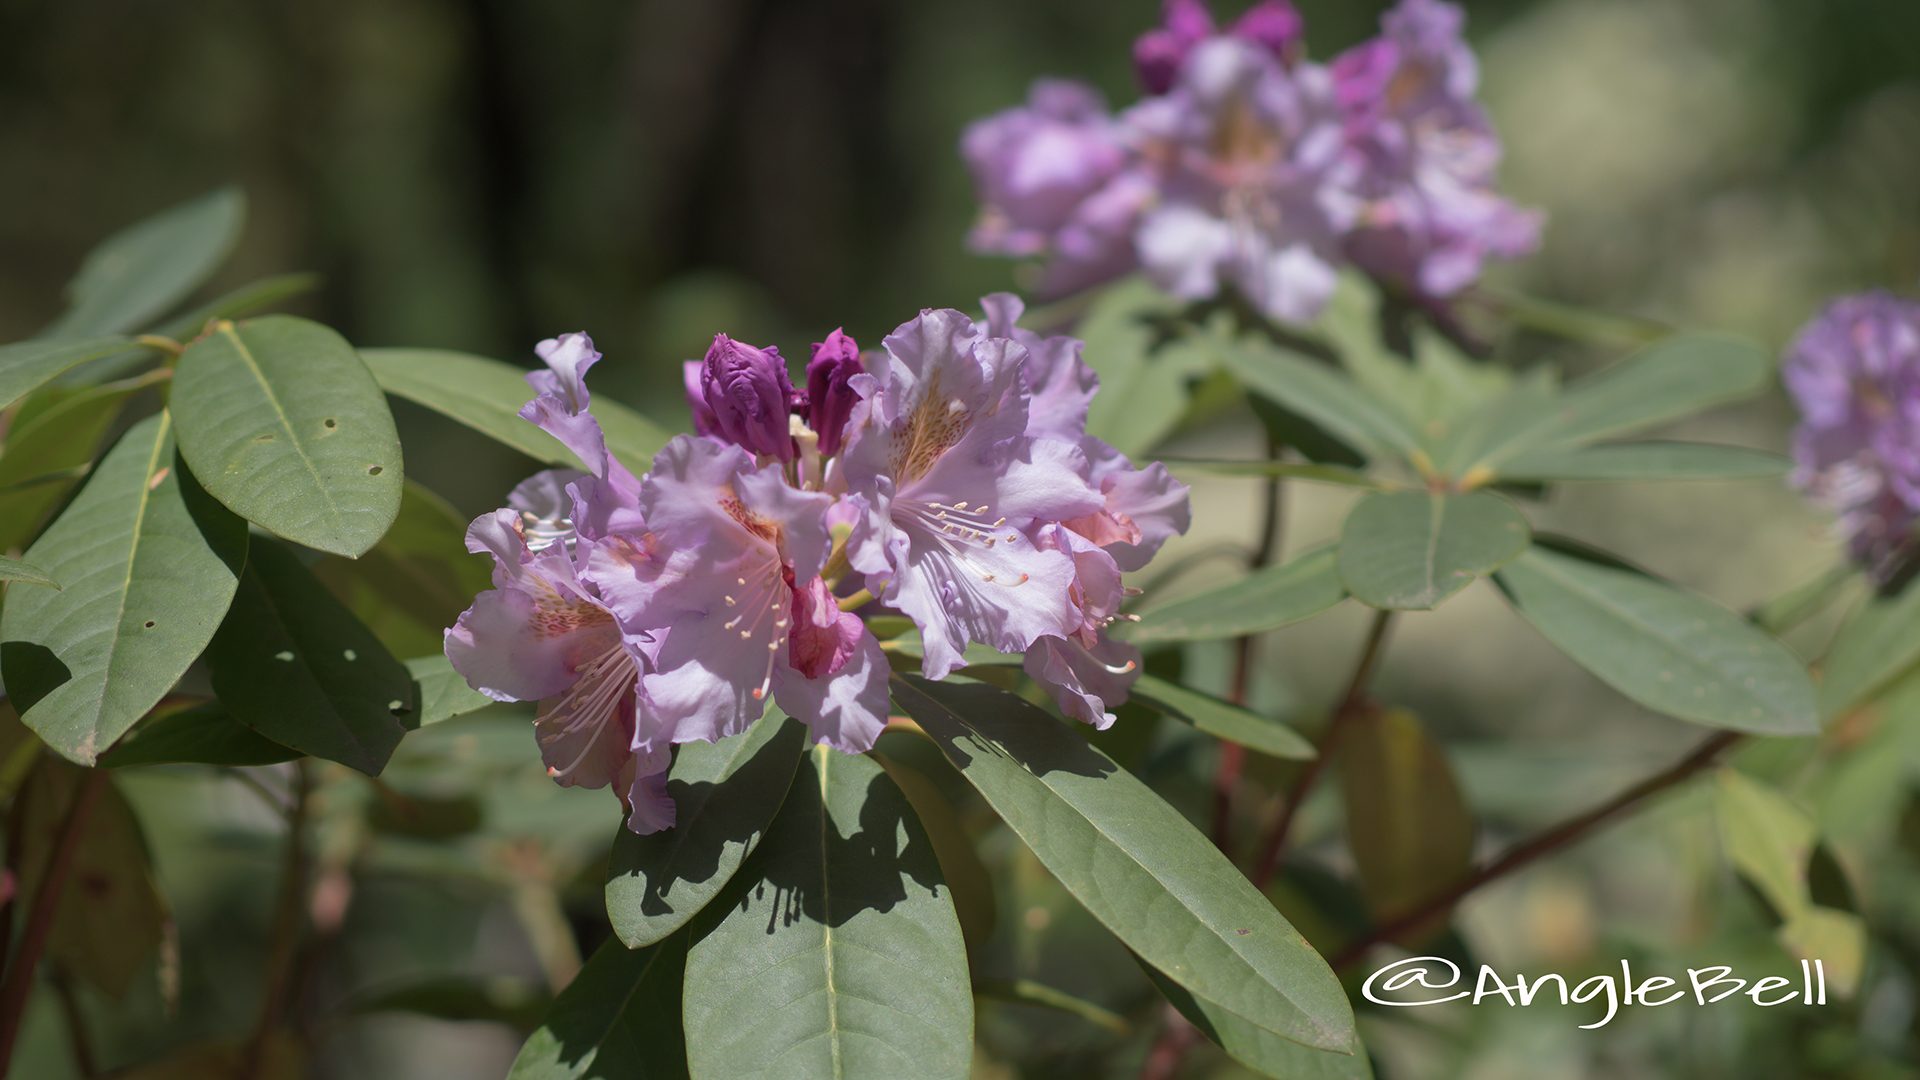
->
[[1783, 292, 1920, 577], [1134, 0, 1303, 95], [962, 80, 1154, 298], [1330, 0, 1540, 298], [1129, 37, 1357, 323]]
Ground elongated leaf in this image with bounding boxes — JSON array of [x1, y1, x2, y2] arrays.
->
[[1145, 965, 1373, 1080], [173, 316, 402, 557], [0, 378, 143, 550], [1464, 336, 1770, 471], [12, 761, 167, 996], [509, 934, 689, 1080], [874, 747, 999, 952], [1818, 576, 1920, 718], [0, 414, 247, 763], [893, 675, 1354, 1056], [1494, 547, 1818, 734], [0, 556, 57, 590], [1714, 768, 1815, 921], [314, 481, 491, 657], [1157, 458, 1382, 487], [1340, 708, 1473, 925], [1131, 674, 1313, 759], [1338, 492, 1530, 610], [0, 337, 139, 411], [605, 712, 807, 948], [974, 978, 1128, 1035], [153, 272, 321, 341], [683, 745, 974, 1080], [1223, 340, 1422, 462], [360, 348, 669, 470], [1492, 441, 1789, 483], [100, 703, 300, 768], [204, 538, 412, 774], [405, 654, 496, 727], [1118, 546, 1347, 645], [43, 188, 245, 339], [1077, 279, 1199, 457]]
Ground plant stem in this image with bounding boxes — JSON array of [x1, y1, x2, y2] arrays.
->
[[0, 769, 107, 1075], [1250, 608, 1395, 888], [1211, 434, 1287, 851], [49, 968, 97, 1079], [1331, 730, 1743, 969], [242, 762, 310, 1077]]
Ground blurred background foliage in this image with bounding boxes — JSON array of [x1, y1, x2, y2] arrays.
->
[[3, 0, 1919, 1077]]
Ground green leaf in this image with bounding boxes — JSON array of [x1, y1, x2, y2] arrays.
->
[[1818, 575, 1920, 719], [1156, 458, 1382, 488], [892, 675, 1354, 1056], [173, 316, 403, 557], [605, 711, 806, 948], [0, 414, 247, 764], [1491, 441, 1790, 483], [0, 556, 57, 590], [1779, 906, 1865, 999], [11, 760, 167, 996], [1144, 964, 1373, 1080], [360, 348, 670, 470], [351, 975, 547, 1033], [0, 337, 140, 412], [874, 746, 999, 952], [1223, 339, 1422, 463], [1337, 492, 1530, 610], [314, 481, 490, 657], [99, 702, 299, 768], [509, 934, 689, 1080], [1340, 708, 1473, 927], [1131, 674, 1314, 760], [1494, 547, 1818, 735], [152, 272, 321, 341], [204, 538, 412, 774], [43, 188, 245, 339], [1077, 279, 1199, 458], [1117, 546, 1347, 645], [405, 654, 496, 727], [1714, 768, 1815, 921], [0, 377, 145, 550], [1462, 335, 1771, 472], [683, 745, 974, 1080]]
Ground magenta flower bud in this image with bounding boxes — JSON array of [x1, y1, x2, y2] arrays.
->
[[699, 334, 796, 460], [1133, 0, 1215, 94], [805, 328, 863, 457], [1232, 0, 1304, 64]]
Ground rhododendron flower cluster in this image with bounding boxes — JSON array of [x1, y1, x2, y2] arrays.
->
[[962, 0, 1540, 320], [1782, 292, 1920, 580], [445, 301, 1190, 832]]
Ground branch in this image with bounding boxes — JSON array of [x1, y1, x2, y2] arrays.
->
[[0, 769, 108, 1075], [241, 761, 311, 1076], [1332, 730, 1743, 969]]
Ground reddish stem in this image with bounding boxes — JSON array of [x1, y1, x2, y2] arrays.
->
[[0, 769, 107, 1076]]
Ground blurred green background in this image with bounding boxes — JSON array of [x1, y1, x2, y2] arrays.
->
[[4, 0, 1920, 1077]]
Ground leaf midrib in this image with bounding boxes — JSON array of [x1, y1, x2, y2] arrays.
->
[[216, 322, 349, 542], [90, 413, 173, 743]]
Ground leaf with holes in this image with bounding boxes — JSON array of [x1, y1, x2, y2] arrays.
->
[[1117, 546, 1347, 645], [682, 745, 974, 1080], [360, 348, 669, 471], [42, 188, 245, 339], [605, 711, 807, 948], [0, 414, 247, 764], [507, 934, 689, 1080], [893, 675, 1355, 1057], [173, 316, 402, 557], [1338, 492, 1530, 610], [1495, 547, 1818, 735], [204, 537, 412, 774]]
